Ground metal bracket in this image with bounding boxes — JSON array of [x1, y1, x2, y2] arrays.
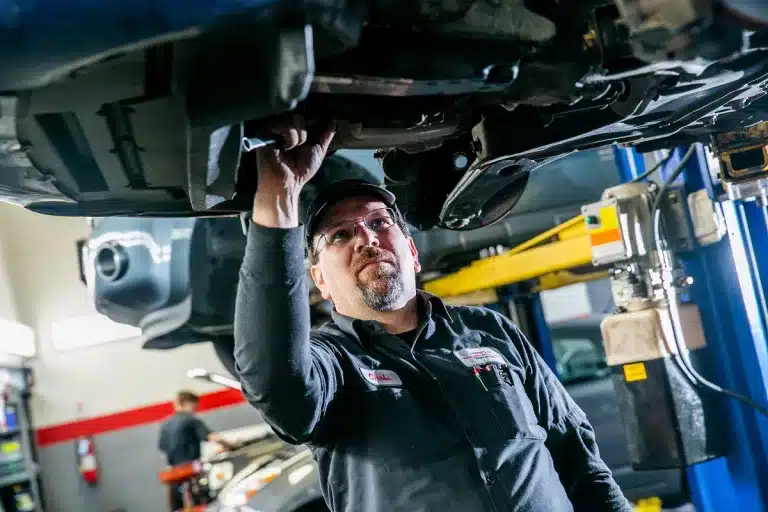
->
[[438, 114, 571, 230], [711, 121, 768, 201], [687, 189, 725, 246], [660, 188, 695, 253]]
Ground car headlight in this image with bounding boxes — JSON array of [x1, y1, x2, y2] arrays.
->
[[220, 466, 281, 507]]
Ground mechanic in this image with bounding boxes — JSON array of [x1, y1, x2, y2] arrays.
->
[[158, 390, 239, 510], [233, 116, 632, 512]]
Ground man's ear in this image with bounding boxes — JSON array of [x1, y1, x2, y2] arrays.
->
[[310, 264, 332, 301], [408, 237, 422, 273]]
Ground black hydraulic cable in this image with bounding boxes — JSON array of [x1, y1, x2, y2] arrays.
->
[[630, 150, 676, 183]]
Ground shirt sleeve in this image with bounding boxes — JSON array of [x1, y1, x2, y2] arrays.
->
[[233, 222, 344, 444], [157, 424, 168, 453], [192, 417, 212, 443], [497, 314, 633, 512]]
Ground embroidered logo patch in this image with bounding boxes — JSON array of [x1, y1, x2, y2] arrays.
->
[[453, 347, 508, 367], [359, 367, 403, 387]]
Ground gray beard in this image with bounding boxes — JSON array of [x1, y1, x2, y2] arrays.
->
[[356, 262, 406, 311]]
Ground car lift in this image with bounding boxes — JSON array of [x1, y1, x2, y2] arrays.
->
[[423, 139, 768, 512], [424, 214, 599, 297]]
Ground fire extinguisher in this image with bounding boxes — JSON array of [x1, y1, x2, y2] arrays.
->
[[76, 436, 99, 485]]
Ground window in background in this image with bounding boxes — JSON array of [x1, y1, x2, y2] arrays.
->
[[540, 283, 592, 323], [0, 320, 35, 358], [551, 334, 609, 384]]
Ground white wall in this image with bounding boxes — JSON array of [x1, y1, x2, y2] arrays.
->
[[0, 203, 230, 428], [0, 237, 32, 365], [0, 238, 19, 323]]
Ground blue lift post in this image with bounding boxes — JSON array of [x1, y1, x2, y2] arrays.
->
[[498, 285, 559, 375], [614, 143, 768, 511], [528, 293, 558, 374], [612, 145, 647, 182]]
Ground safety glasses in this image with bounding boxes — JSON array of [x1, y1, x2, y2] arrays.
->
[[313, 207, 397, 256]]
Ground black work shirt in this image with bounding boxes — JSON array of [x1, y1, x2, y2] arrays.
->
[[158, 411, 211, 466], [234, 223, 632, 512]]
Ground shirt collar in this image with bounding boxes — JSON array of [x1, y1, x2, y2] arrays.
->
[[419, 290, 453, 321], [329, 290, 453, 344]]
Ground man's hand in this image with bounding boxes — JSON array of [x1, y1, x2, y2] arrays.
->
[[207, 433, 242, 452], [252, 115, 335, 229]]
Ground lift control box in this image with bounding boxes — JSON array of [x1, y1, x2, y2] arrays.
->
[[582, 182, 655, 267], [583, 199, 629, 266], [583, 182, 727, 470]]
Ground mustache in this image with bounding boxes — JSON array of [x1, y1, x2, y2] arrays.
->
[[352, 247, 398, 275]]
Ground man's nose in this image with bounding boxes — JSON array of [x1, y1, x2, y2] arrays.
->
[[354, 224, 380, 251]]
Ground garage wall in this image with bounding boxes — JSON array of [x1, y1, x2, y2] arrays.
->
[[0, 237, 19, 323], [37, 405, 261, 512], [0, 203, 261, 511], [0, 235, 30, 366]]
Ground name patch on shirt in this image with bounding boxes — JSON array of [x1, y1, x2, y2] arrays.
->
[[454, 347, 508, 368], [359, 367, 403, 387]]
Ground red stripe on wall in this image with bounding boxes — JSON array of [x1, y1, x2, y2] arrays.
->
[[35, 388, 246, 447]]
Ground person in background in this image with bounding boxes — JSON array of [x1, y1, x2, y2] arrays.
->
[[158, 390, 240, 510]]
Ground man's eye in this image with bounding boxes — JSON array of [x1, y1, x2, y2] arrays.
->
[[329, 229, 352, 244], [369, 217, 391, 230]]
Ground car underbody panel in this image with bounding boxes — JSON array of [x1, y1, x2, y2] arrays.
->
[[1, 0, 768, 230]]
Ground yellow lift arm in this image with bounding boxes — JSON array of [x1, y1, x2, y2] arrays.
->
[[423, 214, 607, 298]]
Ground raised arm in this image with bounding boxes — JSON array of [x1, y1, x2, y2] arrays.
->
[[234, 117, 341, 444]]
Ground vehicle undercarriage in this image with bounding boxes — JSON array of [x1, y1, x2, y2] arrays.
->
[[1, 0, 768, 230]]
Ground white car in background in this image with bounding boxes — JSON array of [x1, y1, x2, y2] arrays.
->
[[188, 369, 328, 512], [210, 447, 325, 512]]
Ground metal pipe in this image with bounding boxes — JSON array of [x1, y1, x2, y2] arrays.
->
[[242, 137, 282, 152]]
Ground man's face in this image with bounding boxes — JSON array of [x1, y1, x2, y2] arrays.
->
[[179, 401, 198, 414], [310, 198, 421, 314]]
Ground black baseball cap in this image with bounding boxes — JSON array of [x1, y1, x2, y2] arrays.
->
[[305, 179, 400, 247]]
